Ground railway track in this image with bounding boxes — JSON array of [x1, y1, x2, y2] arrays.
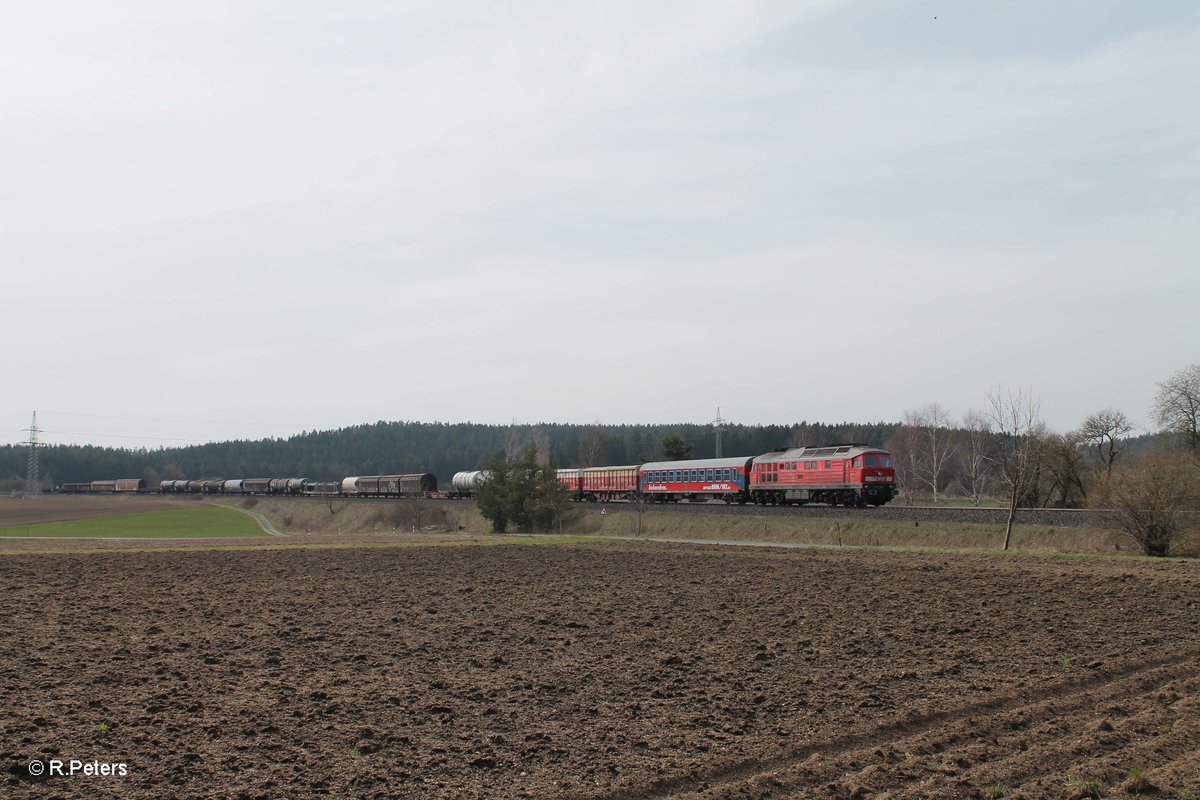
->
[[94, 491, 1098, 528], [580, 500, 1094, 529]]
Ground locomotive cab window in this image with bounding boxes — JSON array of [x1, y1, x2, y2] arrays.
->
[[852, 458, 861, 468], [865, 456, 877, 468]]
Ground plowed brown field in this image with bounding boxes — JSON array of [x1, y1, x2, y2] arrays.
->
[[0, 495, 201, 527], [1, 540, 1197, 799]]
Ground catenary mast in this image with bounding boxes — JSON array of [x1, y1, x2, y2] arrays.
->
[[24, 411, 40, 496]]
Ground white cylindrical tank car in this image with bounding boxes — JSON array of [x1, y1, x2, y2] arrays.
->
[[451, 470, 487, 497], [340, 477, 360, 496]]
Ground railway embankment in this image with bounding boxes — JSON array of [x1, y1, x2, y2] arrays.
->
[[248, 497, 1160, 556]]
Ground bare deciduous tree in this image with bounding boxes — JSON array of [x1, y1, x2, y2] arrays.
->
[[505, 423, 553, 465], [884, 425, 922, 506], [1079, 408, 1133, 476], [957, 410, 993, 507], [1041, 431, 1088, 508], [984, 387, 1046, 550], [1090, 453, 1200, 556], [903, 403, 954, 503], [1153, 364, 1200, 454], [577, 424, 609, 468]]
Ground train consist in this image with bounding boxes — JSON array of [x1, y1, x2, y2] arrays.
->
[[60, 479, 148, 494], [56, 443, 897, 508], [458, 443, 896, 507], [61, 474, 437, 498]]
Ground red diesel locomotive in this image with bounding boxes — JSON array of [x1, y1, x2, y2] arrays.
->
[[748, 443, 895, 507]]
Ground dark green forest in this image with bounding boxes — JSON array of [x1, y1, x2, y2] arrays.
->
[[1, 420, 898, 490]]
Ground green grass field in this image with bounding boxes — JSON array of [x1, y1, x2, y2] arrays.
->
[[0, 508, 267, 539]]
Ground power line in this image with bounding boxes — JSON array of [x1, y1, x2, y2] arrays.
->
[[712, 406, 726, 458], [41, 410, 282, 427], [36, 430, 217, 444]]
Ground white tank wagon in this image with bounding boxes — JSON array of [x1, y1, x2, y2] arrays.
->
[[223, 479, 245, 494], [450, 470, 488, 498]]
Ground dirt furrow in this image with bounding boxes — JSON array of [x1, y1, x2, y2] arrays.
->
[[602, 656, 1200, 800]]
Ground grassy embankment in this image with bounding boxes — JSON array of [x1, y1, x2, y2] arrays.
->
[[249, 498, 1139, 556], [0, 507, 265, 539]]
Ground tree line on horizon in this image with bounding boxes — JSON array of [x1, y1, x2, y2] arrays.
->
[[5, 364, 1198, 554], [0, 419, 898, 490]]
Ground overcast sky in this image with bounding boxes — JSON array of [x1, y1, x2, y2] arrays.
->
[[3, 1, 1198, 450]]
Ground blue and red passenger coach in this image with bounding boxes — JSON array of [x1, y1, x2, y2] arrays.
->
[[639, 457, 754, 503]]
